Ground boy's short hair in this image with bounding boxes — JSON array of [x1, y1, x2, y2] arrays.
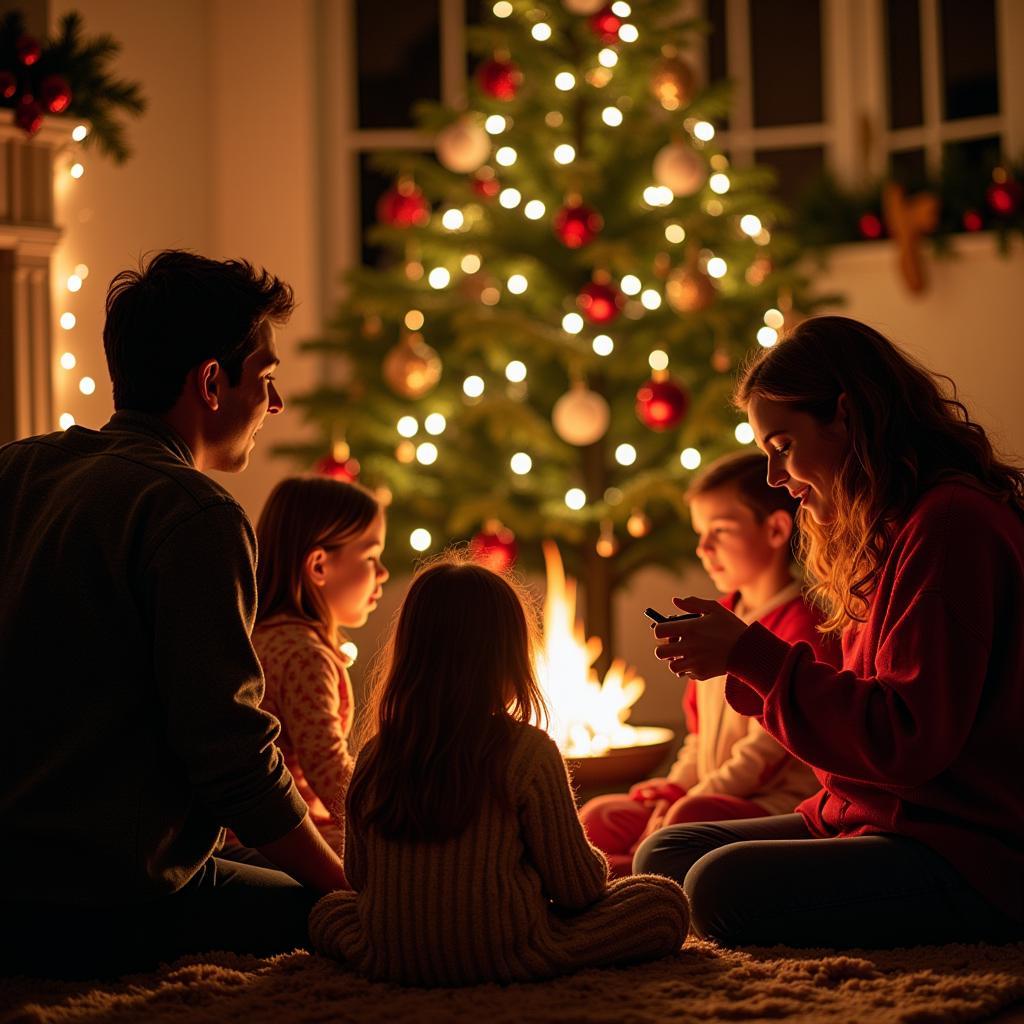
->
[[103, 250, 294, 414], [684, 450, 799, 521]]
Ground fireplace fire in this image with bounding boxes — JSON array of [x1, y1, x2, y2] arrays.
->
[[533, 542, 675, 787]]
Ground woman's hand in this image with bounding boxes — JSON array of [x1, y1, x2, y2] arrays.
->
[[628, 778, 686, 804], [653, 597, 749, 680]]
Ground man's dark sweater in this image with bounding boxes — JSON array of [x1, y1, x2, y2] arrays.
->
[[0, 412, 307, 907]]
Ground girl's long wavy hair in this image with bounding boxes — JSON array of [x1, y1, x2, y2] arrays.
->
[[347, 549, 548, 842], [734, 316, 1024, 633], [255, 476, 380, 644]]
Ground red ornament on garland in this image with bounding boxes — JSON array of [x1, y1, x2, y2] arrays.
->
[[635, 376, 689, 431], [472, 172, 501, 200], [0, 70, 16, 100], [476, 57, 522, 101], [15, 95, 44, 136], [858, 212, 884, 239], [577, 281, 623, 324], [41, 74, 73, 114], [470, 523, 518, 573], [16, 34, 42, 66], [962, 209, 984, 232], [986, 180, 1021, 217], [553, 201, 603, 248], [314, 454, 360, 481], [588, 6, 622, 43], [376, 181, 430, 228]]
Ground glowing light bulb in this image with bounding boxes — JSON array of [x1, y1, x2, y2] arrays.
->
[[60, 312, 76, 330], [69, 162, 84, 179], [640, 288, 662, 310], [665, 224, 686, 244], [339, 640, 358, 662], [757, 326, 779, 347], [416, 442, 438, 465], [618, 24, 638, 42], [680, 447, 702, 470], [441, 208, 464, 230], [709, 172, 731, 194], [620, 274, 641, 296], [71, 124, 88, 142], [505, 359, 527, 382], [461, 253, 482, 274], [598, 48, 618, 68], [59, 412, 75, 430], [648, 349, 669, 371], [405, 309, 425, 330], [428, 267, 451, 289], [510, 452, 533, 474], [493, 0, 513, 15], [565, 487, 586, 510], [79, 376, 96, 395], [611, 1, 631, 14], [74, 263, 89, 279], [615, 443, 637, 466], [553, 144, 576, 164], [592, 334, 614, 356], [693, 120, 715, 141], [424, 413, 447, 435], [735, 422, 755, 445], [740, 214, 762, 237], [643, 185, 672, 207], [707, 256, 728, 278], [555, 72, 576, 91], [524, 199, 546, 220], [410, 528, 432, 551], [495, 145, 517, 166], [601, 106, 623, 127], [485, 114, 507, 135], [499, 187, 522, 209], [463, 375, 485, 398], [531, 22, 552, 41], [60, 352, 76, 370], [764, 308, 785, 329], [481, 287, 500, 305], [397, 415, 419, 438], [561, 312, 584, 334], [67, 274, 82, 292], [507, 274, 528, 295]]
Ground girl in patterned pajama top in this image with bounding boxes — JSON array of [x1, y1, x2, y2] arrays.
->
[[249, 476, 388, 865]]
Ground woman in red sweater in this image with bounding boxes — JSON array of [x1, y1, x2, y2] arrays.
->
[[634, 315, 1024, 948]]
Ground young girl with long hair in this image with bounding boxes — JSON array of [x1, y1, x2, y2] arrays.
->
[[230, 476, 388, 866], [310, 552, 689, 986], [635, 315, 1024, 948]]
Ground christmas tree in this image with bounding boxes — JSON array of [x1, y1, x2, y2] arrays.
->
[[282, 0, 830, 663]]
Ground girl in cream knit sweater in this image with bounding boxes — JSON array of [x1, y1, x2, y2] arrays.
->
[[310, 553, 689, 986]]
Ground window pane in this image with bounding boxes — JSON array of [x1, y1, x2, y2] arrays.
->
[[885, 0, 923, 129], [942, 134, 1001, 181], [356, 0, 440, 129], [707, 0, 729, 128], [890, 148, 928, 190], [940, 0, 999, 120], [749, 0, 822, 126], [754, 146, 825, 205]]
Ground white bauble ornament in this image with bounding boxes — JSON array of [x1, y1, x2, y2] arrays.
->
[[552, 384, 610, 446], [436, 116, 490, 174], [652, 142, 708, 197], [562, 0, 604, 12]]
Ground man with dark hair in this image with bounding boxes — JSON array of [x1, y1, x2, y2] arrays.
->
[[0, 251, 346, 977]]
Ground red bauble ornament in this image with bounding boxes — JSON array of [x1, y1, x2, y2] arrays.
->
[[0, 70, 16, 100], [472, 173, 501, 200], [577, 281, 623, 324], [962, 209, 984, 232], [588, 7, 622, 43], [471, 524, 517, 573], [858, 212, 884, 239], [635, 376, 689, 431], [986, 180, 1021, 216], [314, 454, 360, 481], [553, 202, 603, 248], [16, 34, 42, 66], [15, 94, 43, 136], [41, 74, 72, 114], [476, 57, 522, 101], [376, 182, 429, 228]]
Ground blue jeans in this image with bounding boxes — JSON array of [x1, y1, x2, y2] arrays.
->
[[633, 814, 1021, 948], [1, 856, 318, 978]]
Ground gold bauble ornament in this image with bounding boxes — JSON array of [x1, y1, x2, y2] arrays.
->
[[666, 267, 717, 313], [435, 115, 490, 174], [382, 333, 442, 399], [650, 57, 696, 112], [551, 383, 610, 446]]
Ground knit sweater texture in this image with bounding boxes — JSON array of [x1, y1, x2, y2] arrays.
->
[[724, 482, 1024, 922], [310, 722, 689, 985]]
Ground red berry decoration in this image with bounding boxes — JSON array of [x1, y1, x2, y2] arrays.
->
[[41, 74, 73, 114], [588, 6, 622, 43], [16, 34, 42, 66], [476, 57, 522, 101], [553, 202, 603, 248], [472, 173, 501, 200], [376, 181, 430, 228], [0, 70, 16, 100], [858, 212, 884, 239], [470, 524, 517, 573], [15, 94, 44, 136], [962, 209, 984, 232], [635, 376, 689, 431], [577, 281, 623, 325], [314, 454, 360, 481], [986, 180, 1022, 217]]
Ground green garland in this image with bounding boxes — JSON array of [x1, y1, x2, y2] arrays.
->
[[0, 10, 145, 163]]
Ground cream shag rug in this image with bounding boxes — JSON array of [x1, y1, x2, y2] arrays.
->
[[3, 940, 1024, 1024]]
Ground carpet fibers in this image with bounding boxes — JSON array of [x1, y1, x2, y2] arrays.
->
[[3, 940, 1024, 1024]]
